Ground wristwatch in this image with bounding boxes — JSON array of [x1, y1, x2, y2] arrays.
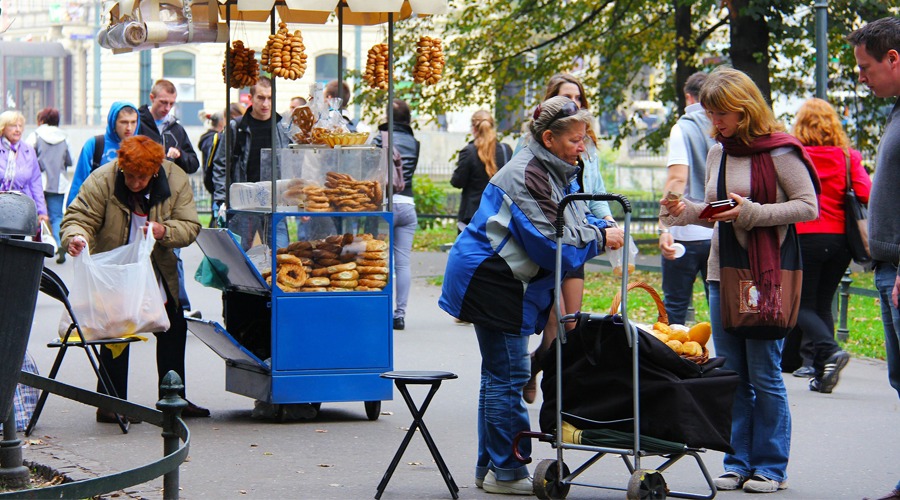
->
[[658, 228, 670, 234]]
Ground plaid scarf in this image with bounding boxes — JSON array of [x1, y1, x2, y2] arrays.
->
[[718, 132, 819, 320]]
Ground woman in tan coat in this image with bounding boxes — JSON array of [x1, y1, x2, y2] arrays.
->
[[61, 135, 207, 420]]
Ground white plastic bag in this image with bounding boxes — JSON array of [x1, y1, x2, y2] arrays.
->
[[607, 234, 638, 277], [39, 219, 58, 254], [63, 228, 170, 340]]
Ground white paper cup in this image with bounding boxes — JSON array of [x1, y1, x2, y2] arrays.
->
[[672, 243, 686, 259]]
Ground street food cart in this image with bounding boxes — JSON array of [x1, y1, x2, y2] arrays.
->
[[98, 0, 448, 420]]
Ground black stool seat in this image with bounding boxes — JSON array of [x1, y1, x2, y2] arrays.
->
[[380, 371, 458, 383], [375, 370, 459, 499]]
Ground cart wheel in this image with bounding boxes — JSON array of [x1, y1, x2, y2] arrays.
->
[[626, 469, 667, 499], [533, 458, 570, 499], [275, 404, 287, 424], [364, 401, 381, 421], [311, 403, 322, 412]]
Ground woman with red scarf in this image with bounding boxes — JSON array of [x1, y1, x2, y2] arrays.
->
[[660, 67, 819, 494]]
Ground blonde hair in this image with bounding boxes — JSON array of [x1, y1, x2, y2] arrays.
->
[[792, 98, 850, 149], [471, 110, 499, 178], [699, 67, 783, 145], [0, 110, 25, 132]]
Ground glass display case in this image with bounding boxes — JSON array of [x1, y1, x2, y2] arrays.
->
[[188, 146, 393, 420]]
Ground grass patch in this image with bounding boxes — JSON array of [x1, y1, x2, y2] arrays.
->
[[418, 221, 887, 361], [582, 269, 886, 361]]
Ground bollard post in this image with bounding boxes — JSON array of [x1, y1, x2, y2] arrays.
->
[[837, 267, 852, 342], [157, 371, 187, 500], [0, 407, 29, 488]]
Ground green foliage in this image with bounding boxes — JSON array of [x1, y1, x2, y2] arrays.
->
[[354, 1, 899, 161], [413, 176, 449, 229]]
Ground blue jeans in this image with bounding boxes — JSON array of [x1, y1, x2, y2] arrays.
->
[[661, 239, 710, 325], [392, 203, 417, 319], [44, 192, 64, 246], [874, 262, 900, 399], [473, 324, 531, 482], [174, 247, 190, 310], [709, 281, 791, 482]]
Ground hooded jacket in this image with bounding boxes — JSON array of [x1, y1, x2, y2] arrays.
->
[[0, 137, 47, 216], [26, 124, 72, 194], [138, 104, 200, 175], [439, 139, 609, 334], [66, 101, 141, 207], [60, 159, 200, 308], [210, 106, 291, 205]]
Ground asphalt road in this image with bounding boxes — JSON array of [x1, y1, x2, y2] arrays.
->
[[17, 243, 900, 499]]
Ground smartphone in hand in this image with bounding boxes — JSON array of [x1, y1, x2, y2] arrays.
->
[[699, 198, 747, 219]]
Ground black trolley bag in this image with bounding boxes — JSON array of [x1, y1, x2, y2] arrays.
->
[[539, 314, 739, 453]]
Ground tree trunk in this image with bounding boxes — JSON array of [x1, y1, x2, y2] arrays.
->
[[674, 0, 696, 113], [727, 0, 772, 103]]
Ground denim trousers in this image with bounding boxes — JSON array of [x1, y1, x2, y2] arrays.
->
[[661, 239, 710, 325], [473, 324, 531, 481], [874, 262, 900, 399], [392, 203, 417, 319], [44, 192, 64, 245], [709, 281, 791, 482]]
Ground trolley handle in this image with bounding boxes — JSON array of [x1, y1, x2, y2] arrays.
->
[[555, 193, 631, 238]]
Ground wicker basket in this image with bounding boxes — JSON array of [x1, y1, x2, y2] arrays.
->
[[609, 281, 709, 365]]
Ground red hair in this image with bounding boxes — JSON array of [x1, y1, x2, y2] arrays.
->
[[792, 98, 850, 149], [118, 136, 164, 177]]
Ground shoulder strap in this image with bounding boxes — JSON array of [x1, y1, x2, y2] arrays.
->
[[844, 148, 853, 195], [92, 135, 105, 170], [716, 150, 727, 200], [208, 132, 219, 169]]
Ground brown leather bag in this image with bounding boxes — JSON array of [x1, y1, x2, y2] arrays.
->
[[843, 149, 871, 265]]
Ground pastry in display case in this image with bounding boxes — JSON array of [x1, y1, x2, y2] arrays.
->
[[230, 147, 386, 212]]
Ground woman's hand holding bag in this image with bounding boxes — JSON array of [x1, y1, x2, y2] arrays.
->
[[63, 225, 170, 340]]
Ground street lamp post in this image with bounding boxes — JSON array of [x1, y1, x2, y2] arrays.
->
[[815, 0, 828, 99]]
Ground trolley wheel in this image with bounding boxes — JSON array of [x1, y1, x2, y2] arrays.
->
[[364, 400, 381, 421], [533, 459, 570, 499], [626, 469, 667, 499], [311, 403, 322, 412]]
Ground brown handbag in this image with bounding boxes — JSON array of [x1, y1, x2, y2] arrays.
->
[[716, 154, 801, 340], [843, 150, 871, 264]]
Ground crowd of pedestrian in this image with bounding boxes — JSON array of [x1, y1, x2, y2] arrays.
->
[[4, 15, 899, 498]]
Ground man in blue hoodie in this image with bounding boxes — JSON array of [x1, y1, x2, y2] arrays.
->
[[66, 101, 140, 207]]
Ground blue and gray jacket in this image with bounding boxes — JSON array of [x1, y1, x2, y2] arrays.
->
[[439, 139, 610, 335]]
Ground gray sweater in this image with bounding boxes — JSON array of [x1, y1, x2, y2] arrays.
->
[[660, 143, 818, 281], [869, 99, 900, 273]]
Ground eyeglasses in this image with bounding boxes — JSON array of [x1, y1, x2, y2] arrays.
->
[[533, 100, 579, 128]]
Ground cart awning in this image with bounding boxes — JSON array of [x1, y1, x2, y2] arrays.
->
[[99, 0, 448, 52]]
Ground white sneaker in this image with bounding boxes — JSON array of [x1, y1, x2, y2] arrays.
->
[[482, 470, 533, 495], [743, 474, 787, 493], [714, 472, 747, 490]]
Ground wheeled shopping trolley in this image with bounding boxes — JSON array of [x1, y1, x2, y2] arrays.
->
[[516, 193, 740, 499]]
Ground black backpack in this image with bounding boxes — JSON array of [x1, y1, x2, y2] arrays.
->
[[202, 132, 219, 195], [91, 135, 105, 171]]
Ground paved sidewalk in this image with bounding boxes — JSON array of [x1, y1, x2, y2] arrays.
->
[[17, 245, 900, 499]]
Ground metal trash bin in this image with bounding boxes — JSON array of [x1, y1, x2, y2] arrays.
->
[[0, 192, 54, 421]]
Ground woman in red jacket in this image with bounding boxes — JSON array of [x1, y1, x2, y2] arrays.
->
[[792, 98, 872, 394]]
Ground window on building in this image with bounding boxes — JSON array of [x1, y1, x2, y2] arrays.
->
[[315, 53, 347, 85], [162, 50, 196, 100]]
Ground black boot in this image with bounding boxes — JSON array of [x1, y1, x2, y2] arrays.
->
[[56, 247, 66, 264]]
